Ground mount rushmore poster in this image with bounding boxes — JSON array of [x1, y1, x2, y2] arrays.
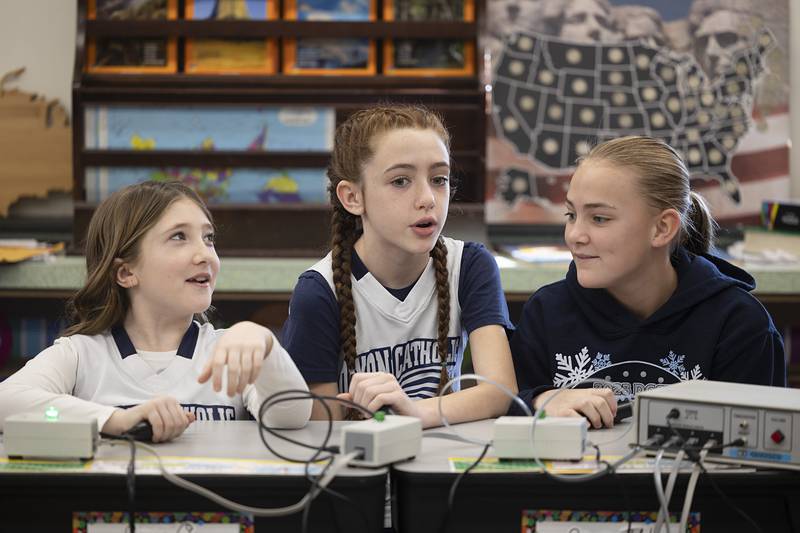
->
[[486, 0, 789, 226]]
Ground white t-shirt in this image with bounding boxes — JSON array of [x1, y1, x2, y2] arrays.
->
[[0, 321, 311, 431]]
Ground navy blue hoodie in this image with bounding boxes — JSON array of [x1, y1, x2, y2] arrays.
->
[[510, 247, 786, 413]]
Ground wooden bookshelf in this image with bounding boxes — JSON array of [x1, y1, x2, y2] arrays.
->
[[72, 0, 488, 256]]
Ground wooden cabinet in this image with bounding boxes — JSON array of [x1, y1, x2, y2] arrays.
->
[[72, 0, 487, 256]]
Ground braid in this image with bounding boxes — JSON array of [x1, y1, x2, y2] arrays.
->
[[431, 238, 451, 393], [331, 206, 359, 373], [331, 206, 363, 420]]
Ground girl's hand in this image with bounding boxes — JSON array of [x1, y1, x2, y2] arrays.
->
[[533, 388, 617, 429], [337, 372, 421, 418], [103, 396, 196, 443], [197, 321, 274, 396]]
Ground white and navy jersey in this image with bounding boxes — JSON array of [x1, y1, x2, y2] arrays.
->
[[282, 237, 513, 398], [73, 323, 243, 421], [0, 321, 312, 431]]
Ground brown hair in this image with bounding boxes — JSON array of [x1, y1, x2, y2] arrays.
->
[[578, 135, 716, 255], [65, 181, 214, 336], [327, 104, 453, 392]]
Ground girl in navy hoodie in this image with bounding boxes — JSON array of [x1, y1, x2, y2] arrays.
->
[[510, 136, 786, 427]]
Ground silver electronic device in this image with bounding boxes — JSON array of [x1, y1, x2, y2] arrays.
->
[[635, 380, 800, 470]]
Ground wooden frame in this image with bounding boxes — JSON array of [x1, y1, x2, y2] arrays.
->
[[383, 0, 475, 77], [185, 0, 278, 74], [282, 0, 377, 76], [86, 0, 178, 74]]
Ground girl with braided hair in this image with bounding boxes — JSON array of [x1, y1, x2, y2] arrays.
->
[[282, 105, 517, 427]]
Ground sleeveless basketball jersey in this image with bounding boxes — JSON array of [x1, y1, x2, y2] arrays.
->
[[309, 237, 467, 398]]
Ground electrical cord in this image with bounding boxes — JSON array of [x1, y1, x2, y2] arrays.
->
[[436, 373, 530, 446], [653, 449, 668, 531], [657, 448, 685, 533], [694, 452, 765, 533], [125, 436, 136, 533], [436, 374, 659, 530], [680, 440, 714, 533], [437, 443, 491, 533], [652, 441, 685, 533], [98, 437, 361, 518], [600, 452, 633, 533], [257, 389, 376, 533], [426, 374, 531, 533], [657, 414, 757, 533], [434, 372, 650, 533], [97, 389, 377, 530], [136, 440, 361, 516], [530, 378, 642, 482], [257, 390, 375, 461]]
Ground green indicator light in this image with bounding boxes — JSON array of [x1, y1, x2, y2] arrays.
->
[[374, 411, 385, 422], [44, 406, 59, 421], [537, 410, 547, 419]]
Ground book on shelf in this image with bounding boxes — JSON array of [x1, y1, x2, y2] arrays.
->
[[86, 0, 178, 74], [283, 0, 377, 76], [383, 0, 475, 77], [185, 0, 278, 75]]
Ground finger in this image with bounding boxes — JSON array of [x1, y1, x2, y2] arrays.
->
[[577, 401, 602, 429], [239, 349, 254, 393], [197, 359, 213, 384], [347, 372, 382, 391], [592, 396, 615, 428], [366, 392, 401, 413], [361, 382, 399, 406], [590, 387, 617, 407], [166, 401, 188, 440], [347, 372, 366, 392], [251, 345, 266, 383], [336, 392, 353, 402], [147, 408, 166, 443], [226, 349, 242, 397], [588, 388, 618, 419], [353, 377, 388, 407], [155, 401, 180, 442], [186, 411, 197, 423], [351, 374, 394, 405], [210, 346, 229, 393]]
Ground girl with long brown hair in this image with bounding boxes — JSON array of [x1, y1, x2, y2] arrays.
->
[[511, 136, 785, 427], [282, 105, 517, 427], [0, 181, 311, 441]]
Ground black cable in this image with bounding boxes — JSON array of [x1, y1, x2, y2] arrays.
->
[[696, 459, 765, 533], [662, 418, 746, 452], [438, 443, 491, 533], [258, 389, 374, 533], [661, 416, 756, 533], [126, 435, 136, 533], [605, 459, 633, 533], [258, 391, 374, 459], [588, 441, 633, 533]]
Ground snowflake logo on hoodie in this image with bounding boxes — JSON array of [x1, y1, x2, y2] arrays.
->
[[659, 351, 686, 375], [659, 351, 705, 381], [680, 365, 704, 381], [554, 347, 595, 387], [593, 352, 612, 369]]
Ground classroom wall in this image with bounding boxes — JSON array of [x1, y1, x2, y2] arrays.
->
[[0, 0, 77, 116], [792, 0, 800, 196], [0, 0, 797, 193]]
